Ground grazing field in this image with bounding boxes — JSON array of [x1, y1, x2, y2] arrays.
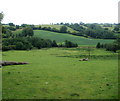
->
[[34, 30, 114, 46], [2, 48, 118, 99]]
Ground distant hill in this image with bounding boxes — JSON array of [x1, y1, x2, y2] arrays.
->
[[35, 23, 118, 39], [3, 23, 119, 39], [36, 24, 79, 33], [34, 30, 114, 46]]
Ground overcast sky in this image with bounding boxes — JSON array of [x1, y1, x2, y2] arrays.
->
[[0, 0, 119, 25]]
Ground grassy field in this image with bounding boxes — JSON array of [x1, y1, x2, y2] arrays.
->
[[11, 28, 114, 46], [34, 30, 114, 46], [2, 48, 118, 99]]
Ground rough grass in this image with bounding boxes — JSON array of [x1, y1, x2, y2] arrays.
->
[[2, 48, 118, 99], [34, 30, 114, 46]]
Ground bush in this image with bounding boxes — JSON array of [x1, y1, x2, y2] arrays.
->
[[64, 40, 78, 48], [96, 42, 101, 48], [96, 38, 120, 52], [60, 26, 67, 33], [21, 27, 34, 37], [2, 38, 32, 51], [2, 45, 16, 51], [52, 40, 58, 47]]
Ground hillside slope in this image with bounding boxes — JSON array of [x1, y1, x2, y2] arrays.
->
[[36, 24, 79, 33], [34, 30, 114, 46]]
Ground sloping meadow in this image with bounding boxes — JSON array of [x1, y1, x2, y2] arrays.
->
[[34, 30, 114, 46], [2, 48, 118, 99]]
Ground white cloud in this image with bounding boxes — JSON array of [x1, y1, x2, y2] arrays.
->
[[0, 0, 119, 25]]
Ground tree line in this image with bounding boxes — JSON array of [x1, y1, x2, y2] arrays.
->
[[2, 22, 119, 39], [3, 37, 78, 51], [96, 38, 120, 52], [67, 23, 117, 39], [2, 26, 78, 51], [46, 22, 119, 39]]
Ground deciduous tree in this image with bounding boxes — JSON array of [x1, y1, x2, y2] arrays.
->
[[60, 26, 67, 33]]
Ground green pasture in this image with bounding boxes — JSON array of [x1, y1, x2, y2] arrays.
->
[[34, 30, 114, 46], [2, 48, 118, 99], [11, 28, 114, 46]]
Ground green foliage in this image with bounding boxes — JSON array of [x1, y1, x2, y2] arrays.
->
[[85, 24, 116, 39], [59, 26, 67, 33], [34, 30, 114, 46], [7, 26, 16, 31], [2, 38, 32, 51], [114, 26, 119, 31], [96, 38, 120, 52], [21, 27, 34, 37], [3, 23, 118, 40], [21, 24, 28, 27], [103, 23, 112, 27], [16, 25, 20, 29], [52, 40, 58, 47], [68, 23, 117, 39], [2, 45, 16, 51], [96, 42, 101, 48], [68, 23, 84, 35], [64, 40, 78, 48], [2, 26, 13, 38], [8, 23, 15, 26], [28, 37, 53, 49], [15, 42, 24, 50], [38, 26, 41, 30], [2, 37, 58, 51], [38, 24, 78, 33], [0, 12, 3, 23], [113, 24, 120, 33]]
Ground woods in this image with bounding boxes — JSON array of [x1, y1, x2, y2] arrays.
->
[[2, 25, 78, 51], [2, 21, 120, 53], [96, 38, 120, 52]]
